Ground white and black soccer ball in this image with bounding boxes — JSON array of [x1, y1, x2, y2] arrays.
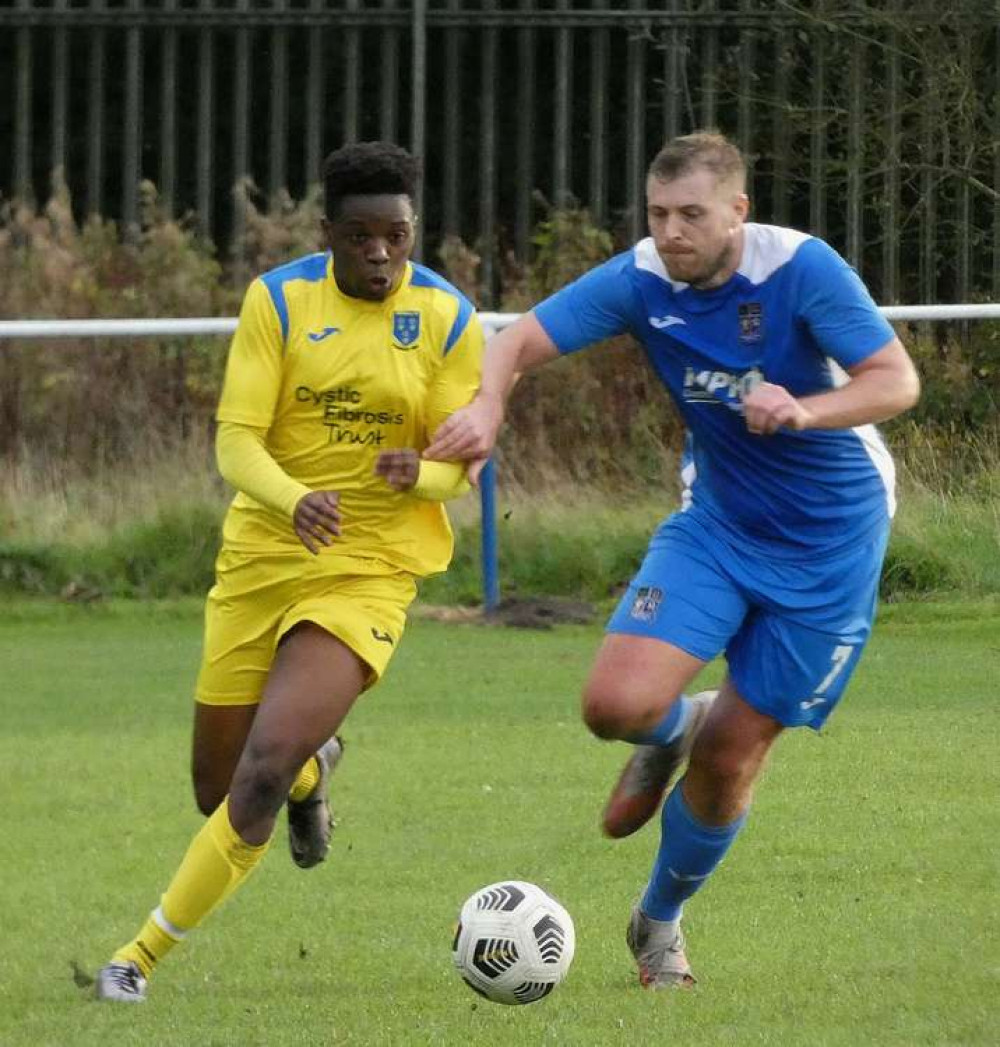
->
[[452, 880, 575, 1005]]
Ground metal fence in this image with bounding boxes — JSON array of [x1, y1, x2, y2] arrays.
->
[[2, 1, 998, 306]]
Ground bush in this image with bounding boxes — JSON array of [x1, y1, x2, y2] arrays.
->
[[4, 181, 998, 489], [1, 181, 997, 605], [0, 504, 221, 599], [901, 317, 1000, 434], [437, 201, 687, 492], [0, 180, 231, 463], [879, 535, 957, 600]]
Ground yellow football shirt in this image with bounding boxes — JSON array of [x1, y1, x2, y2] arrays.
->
[[215, 252, 484, 577]]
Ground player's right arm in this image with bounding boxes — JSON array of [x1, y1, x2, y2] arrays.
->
[[216, 423, 341, 554], [422, 312, 557, 471], [424, 254, 634, 472], [215, 278, 340, 554]]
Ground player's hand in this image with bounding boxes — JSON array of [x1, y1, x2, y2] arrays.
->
[[375, 448, 421, 491], [423, 394, 504, 463], [466, 457, 489, 488], [293, 490, 341, 555], [743, 382, 813, 435]]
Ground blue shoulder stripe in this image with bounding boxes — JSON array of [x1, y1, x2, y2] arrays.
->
[[260, 252, 329, 340], [409, 263, 475, 356]]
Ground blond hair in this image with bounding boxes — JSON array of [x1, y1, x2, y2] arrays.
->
[[648, 131, 746, 189]]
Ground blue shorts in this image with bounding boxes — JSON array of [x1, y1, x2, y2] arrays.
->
[[607, 506, 890, 729]]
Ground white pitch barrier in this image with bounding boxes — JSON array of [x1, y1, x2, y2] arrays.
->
[[0, 317, 238, 339], [2, 303, 996, 611], [2, 304, 1000, 342]]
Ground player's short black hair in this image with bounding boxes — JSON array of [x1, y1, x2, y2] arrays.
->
[[648, 130, 746, 189], [322, 141, 421, 219]]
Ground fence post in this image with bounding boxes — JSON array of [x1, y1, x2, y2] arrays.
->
[[479, 458, 500, 612]]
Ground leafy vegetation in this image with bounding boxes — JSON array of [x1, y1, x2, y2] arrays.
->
[[0, 187, 997, 602]]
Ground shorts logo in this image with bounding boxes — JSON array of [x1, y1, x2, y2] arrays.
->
[[738, 302, 763, 343], [799, 697, 827, 711], [371, 627, 395, 646], [630, 586, 663, 623], [392, 311, 421, 349]]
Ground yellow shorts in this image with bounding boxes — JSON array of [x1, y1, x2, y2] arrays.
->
[[195, 548, 417, 706]]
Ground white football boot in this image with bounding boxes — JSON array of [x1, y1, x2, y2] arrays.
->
[[287, 735, 345, 869], [626, 906, 696, 989], [94, 960, 147, 1002]]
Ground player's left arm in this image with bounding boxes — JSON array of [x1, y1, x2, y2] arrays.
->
[[744, 336, 920, 435], [744, 240, 920, 435], [374, 305, 485, 500]]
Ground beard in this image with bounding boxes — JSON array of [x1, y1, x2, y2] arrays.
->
[[664, 234, 739, 290], [687, 239, 739, 289]]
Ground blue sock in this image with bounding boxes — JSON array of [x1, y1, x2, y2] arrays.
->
[[642, 781, 748, 922], [625, 695, 692, 747]]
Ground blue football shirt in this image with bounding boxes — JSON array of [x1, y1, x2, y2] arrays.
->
[[533, 224, 898, 551]]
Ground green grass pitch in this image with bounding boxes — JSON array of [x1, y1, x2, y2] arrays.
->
[[1, 601, 997, 1046]]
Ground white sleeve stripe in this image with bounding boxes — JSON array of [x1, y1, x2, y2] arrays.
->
[[828, 357, 850, 389], [634, 226, 812, 289], [738, 224, 812, 285], [680, 457, 697, 511], [633, 237, 688, 291], [826, 356, 896, 517], [853, 423, 897, 518]]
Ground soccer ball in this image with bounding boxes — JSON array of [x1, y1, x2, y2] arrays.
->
[[452, 880, 575, 1005]]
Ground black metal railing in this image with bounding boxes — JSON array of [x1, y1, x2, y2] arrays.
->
[[1, 0, 997, 306]]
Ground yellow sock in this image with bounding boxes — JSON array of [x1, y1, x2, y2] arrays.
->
[[111, 798, 270, 978], [112, 909, 183, 978], [288, 756, 320, 803]]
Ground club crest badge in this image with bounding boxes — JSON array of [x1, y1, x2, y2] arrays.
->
[[738, 302, 763, 343], [392, 311, 421, 349], [630, 586, 663, 623]]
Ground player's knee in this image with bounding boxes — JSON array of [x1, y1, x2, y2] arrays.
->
[[581, 684, 620, 739], [581, 682, 655, 740], [238, 734, 318, 814]]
